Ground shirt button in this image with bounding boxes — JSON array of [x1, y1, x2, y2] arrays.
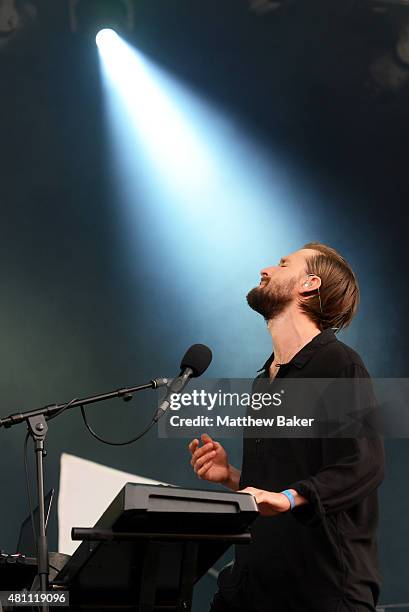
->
[[256, 438, 261, 444]]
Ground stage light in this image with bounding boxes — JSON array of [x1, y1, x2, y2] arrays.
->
[[366, 3, 409, 93], [0, 0, 37, 48], [95, 28, 118, 48], [397, 21, 409, 66]]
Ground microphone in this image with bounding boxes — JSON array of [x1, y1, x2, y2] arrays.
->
[[153, 344, 212, 422]]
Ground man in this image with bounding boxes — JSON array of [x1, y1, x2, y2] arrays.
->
[[189, 243, 384, 612]]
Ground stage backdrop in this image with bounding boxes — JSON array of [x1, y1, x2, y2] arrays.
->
[[0, 2, 408, 609]]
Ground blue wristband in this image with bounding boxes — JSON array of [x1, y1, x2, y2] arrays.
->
[[281, 489, 295, 510]]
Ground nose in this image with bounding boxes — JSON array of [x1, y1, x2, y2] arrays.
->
[[260, 266, 274, 277]]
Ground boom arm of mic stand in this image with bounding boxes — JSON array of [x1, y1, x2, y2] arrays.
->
[[0, 377, 171, 429]]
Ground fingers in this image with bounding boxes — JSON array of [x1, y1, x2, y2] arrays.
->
[[190, 442, 214, 466], [188, 439, 199, 454], [188, 435, 215, 455], [201, 433, 213, 444], [188, 434, 218, 479], [202, 433, 223, 454], [196, 458, 214, 478], [238, 487, 261, 500], [193, 449, 216, 473]]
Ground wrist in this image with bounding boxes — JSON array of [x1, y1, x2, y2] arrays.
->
[[280, 489, 295, 511], [222, 465, 240, 491], [280, 488, 308, 510]]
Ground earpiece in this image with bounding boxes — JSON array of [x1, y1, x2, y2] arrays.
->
[[303, 282, 311, 288]]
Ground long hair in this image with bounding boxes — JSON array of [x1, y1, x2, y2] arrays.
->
[[300, 242, 360, 331]]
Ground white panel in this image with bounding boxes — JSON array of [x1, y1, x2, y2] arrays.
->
[[58, 453, 171, 555]]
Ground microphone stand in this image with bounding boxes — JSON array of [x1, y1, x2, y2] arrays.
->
[[0, 378, 169, 612]]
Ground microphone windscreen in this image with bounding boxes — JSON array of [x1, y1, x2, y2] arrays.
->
[[180, 344, 212, 377]]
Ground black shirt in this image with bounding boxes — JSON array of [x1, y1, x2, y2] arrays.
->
[[219, 329, 385, 612]]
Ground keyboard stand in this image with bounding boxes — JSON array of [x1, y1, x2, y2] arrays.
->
[[54, 528, 252, 612]]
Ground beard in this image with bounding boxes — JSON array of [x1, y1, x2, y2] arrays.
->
[[246, 277, 296, 321]]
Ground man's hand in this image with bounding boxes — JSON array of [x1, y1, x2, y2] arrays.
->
[[189, 433, 240, 488], [238, 486, 292, 516], [189, 433, 229, 482]]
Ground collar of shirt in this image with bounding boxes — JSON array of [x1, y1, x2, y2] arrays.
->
[[257, 327, 338, 374]]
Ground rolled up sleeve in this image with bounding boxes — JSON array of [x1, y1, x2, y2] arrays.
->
[[291, 436, 384, 525], [289, 363, 385, 525]]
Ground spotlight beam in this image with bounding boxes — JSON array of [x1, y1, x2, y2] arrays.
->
[[97, 33, 310, 307]]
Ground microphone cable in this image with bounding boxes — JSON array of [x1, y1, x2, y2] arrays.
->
[[80, 403, 160, 446]]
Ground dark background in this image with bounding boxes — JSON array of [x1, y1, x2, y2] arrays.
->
[[0, 0, 408, 609]]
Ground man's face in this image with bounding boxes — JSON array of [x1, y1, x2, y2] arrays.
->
[[246, 249, 316, 320]]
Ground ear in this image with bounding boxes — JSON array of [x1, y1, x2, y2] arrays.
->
[[299, 275, 321, 297]]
